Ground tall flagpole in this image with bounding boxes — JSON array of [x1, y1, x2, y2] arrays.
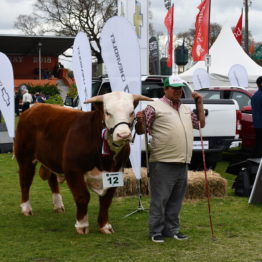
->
[[172, 0, 175, 75], [206, 0, 211, 73]]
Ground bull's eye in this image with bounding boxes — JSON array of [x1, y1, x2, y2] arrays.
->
[[106, 111, 111, 117]]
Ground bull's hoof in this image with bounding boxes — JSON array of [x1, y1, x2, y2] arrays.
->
[[54, 207, 65, 213], [76, 227, 89, 234], [20, 201, 33, 216], [100, 223, 114, 234], [22, 210, 33, 216]]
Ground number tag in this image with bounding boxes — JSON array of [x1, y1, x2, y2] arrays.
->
[[102, 172, 124, 188]]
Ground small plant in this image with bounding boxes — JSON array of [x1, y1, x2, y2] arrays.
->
[[45, 94, 64, 105], [67, 84, 78, 98], [25, 84, 60, 96]]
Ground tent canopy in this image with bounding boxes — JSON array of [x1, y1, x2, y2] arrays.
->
[[179, 24, 262, 87], [0, 34, 74, 57]]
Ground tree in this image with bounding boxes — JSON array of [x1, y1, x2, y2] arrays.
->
[[14, 0, 117, 64], [177, 23, 222, 55]]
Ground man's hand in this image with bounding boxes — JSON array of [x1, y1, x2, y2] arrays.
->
[[135, 111, 146, 134], [192, 91, 203, 105], [192, 91, 205, 128], [136, 111, 145, 122]]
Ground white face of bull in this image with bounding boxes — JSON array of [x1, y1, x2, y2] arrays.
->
[[84, 91, 153, 144], [103, 92, 135, 143]]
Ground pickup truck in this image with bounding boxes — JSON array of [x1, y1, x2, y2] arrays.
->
[[198, 87, 257, 153], [97, 76, 241, 170]]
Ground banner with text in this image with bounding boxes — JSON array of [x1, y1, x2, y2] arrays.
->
[[164, 4, 174, 68], [101, 16, 141, 179], [72, 32, 92, 112], [0, 52, 14, 138], [233, 10, 243, 46], [192, 0, 210, 61], [118, 0, 149, 76]]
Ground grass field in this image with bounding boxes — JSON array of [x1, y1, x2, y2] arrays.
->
[[1, 153, 262, 262]]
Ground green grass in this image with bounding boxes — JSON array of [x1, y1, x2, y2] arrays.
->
[[1, 154, 262, 262]]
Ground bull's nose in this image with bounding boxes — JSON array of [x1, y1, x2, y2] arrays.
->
[[117, 132, 131, 140]]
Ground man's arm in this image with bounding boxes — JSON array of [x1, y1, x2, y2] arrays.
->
[[135, 105, 155, 135]]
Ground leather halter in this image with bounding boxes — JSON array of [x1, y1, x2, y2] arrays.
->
[[108, 121, 132, 135]]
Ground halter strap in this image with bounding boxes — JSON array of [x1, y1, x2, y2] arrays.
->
[[108, 121, 132, 135]]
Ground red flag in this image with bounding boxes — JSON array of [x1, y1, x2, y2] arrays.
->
[[192, 0, 210, 61], [233, 11, 243, 45], [164, 4, 174, 68]]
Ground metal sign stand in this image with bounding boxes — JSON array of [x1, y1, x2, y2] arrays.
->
[[124, 113, 149, 218], [123, 179, 148, 218]]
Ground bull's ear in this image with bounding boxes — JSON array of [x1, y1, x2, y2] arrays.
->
[[133, 94, 153, 102], [84, 95, 103, 104]]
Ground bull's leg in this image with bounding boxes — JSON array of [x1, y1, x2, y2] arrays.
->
[[39, 166, 65, 213], [98, 187, 116, 234], [66, 174, 91, 234], [48, 173, 65, 213], [18, 160, 36, 216]]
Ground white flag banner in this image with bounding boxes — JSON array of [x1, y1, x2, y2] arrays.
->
[[228, 64, 248, 88], [117, 0, 149, 76], [130, 104, 141, 180], [72, 32, 92, 112], [101, 16, 141, 179], [0, 52, 15, 138], [192, 68, 210, 90]]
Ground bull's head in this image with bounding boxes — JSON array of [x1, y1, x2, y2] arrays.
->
[[84, 91, 153, 144]]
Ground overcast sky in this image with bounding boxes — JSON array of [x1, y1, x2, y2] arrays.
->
[[0, 0, 261, 42], [0, 0, 261, 69]]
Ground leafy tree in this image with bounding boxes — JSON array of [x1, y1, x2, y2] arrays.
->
[[177, 23, 222, 55], [14, 0, 117, 64]]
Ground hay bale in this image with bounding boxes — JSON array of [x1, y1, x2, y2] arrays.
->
[[115, 168, 149, 197], [186, 170, 228, 200], [115, 168, 227, 200]]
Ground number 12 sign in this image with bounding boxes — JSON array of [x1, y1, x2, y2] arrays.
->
[[102, 172, 124, 188]]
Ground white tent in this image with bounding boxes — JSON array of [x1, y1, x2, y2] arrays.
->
[[179, 24, 262, 87]]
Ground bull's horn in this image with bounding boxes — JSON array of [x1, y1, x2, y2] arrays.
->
[[133, 94, 154, 102], [84, 95, 103, 104]]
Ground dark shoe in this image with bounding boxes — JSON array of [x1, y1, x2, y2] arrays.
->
[[173, 232, 188, 240], [151, 234, 165, 243]]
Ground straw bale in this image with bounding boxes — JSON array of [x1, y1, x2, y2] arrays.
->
[[186, 170, 227, 200], [115, 168, 149, 197], [115, 168, 227, 200]]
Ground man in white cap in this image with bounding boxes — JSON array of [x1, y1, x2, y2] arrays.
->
[[136, 75, 205, 243]]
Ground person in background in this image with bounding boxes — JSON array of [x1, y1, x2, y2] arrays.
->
[[136, 75, 205, 243], [251, 76, 262, 158], [35, 92, 45, 103], [22, 89, 33, 112], [15, 90, 20, 116]]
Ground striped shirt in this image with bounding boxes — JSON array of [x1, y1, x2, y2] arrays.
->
[[143, 96, 199, 134]]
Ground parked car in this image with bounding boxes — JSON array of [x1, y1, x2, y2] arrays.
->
[[64, 78, 102, 110], [64, 77, 242, 169], [97, 77, 241, 170], [198, 86, 257, 151]]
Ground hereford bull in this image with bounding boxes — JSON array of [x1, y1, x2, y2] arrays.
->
[[14, 91, 152, 234]]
